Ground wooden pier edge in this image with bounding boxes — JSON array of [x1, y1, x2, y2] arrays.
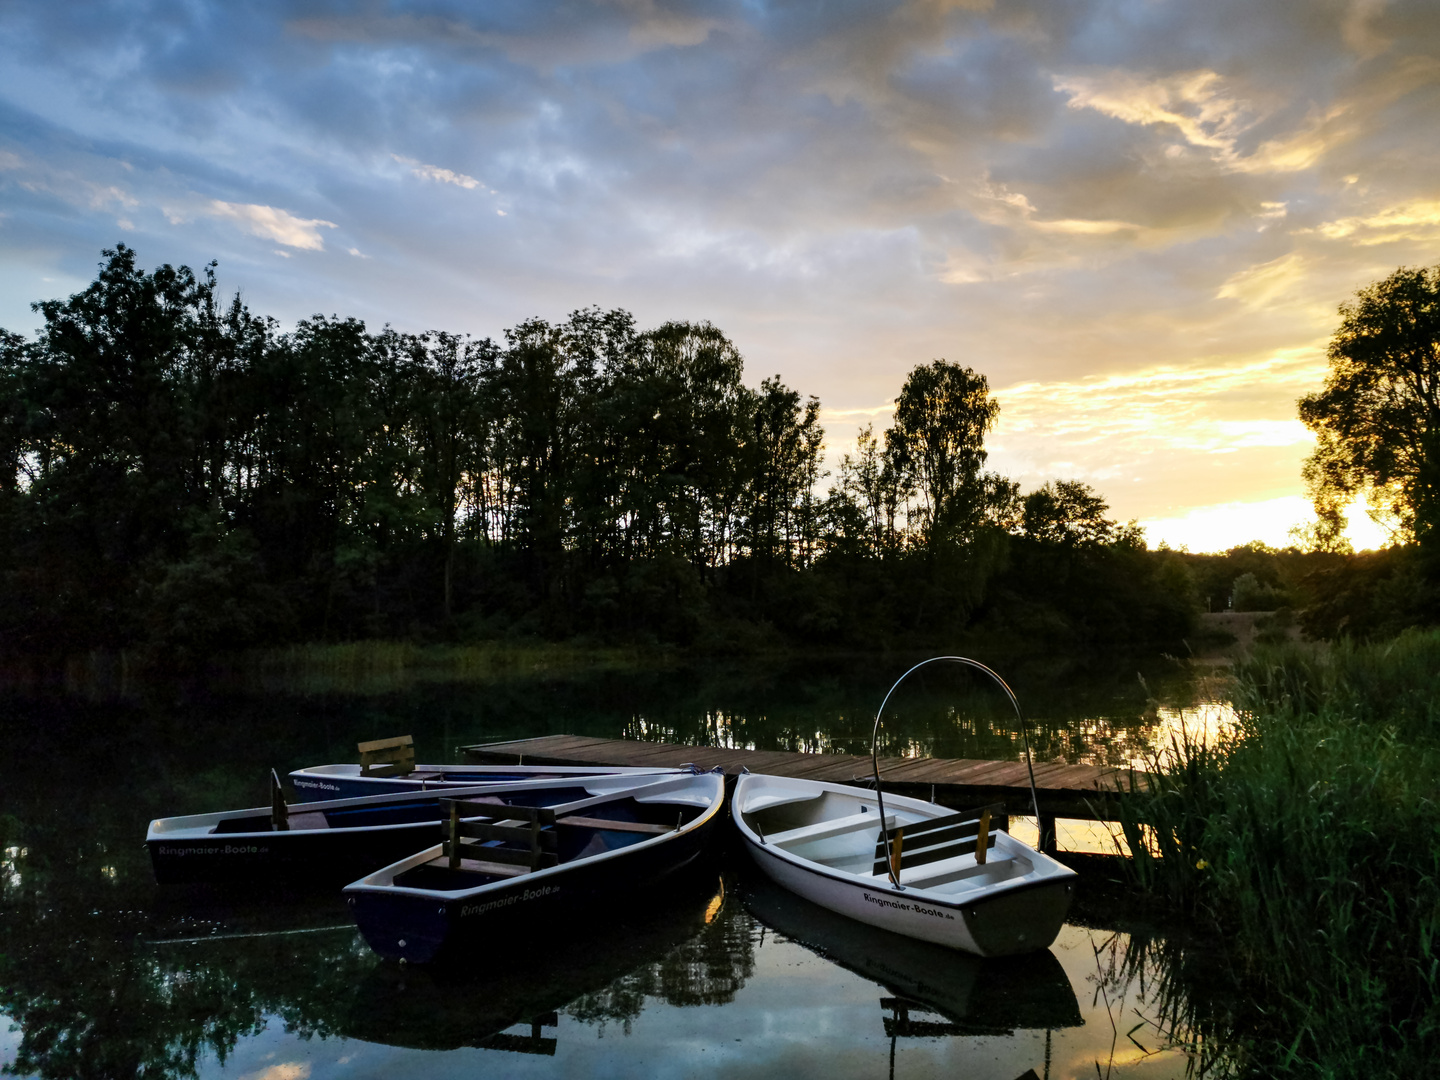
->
[[460, 735, 1140, 854]]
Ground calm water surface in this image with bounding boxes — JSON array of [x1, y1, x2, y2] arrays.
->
[[1, 654, 1233, 1079]]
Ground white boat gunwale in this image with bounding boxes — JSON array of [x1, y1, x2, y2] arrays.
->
[[292, 762, 680, 780]]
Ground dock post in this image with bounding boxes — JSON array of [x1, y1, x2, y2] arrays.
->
[[1038, 813, 1058, 855]]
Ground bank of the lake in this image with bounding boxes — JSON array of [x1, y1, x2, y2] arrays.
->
[[1117, 629, 1440, 1076]]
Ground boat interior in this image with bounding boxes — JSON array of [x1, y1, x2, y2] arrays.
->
[[388, 793, 707, 893], [742, 787, 1035, 898], [201, 785, 602, 836]]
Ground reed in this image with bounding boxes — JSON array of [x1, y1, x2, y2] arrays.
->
[[1117, 631, 1440, 1074]]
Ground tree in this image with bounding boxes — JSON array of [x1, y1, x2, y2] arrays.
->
[[1299, 265, 1440, 551], [885, 360, 998, 542], [826, 423, 907, 556], [1021, 480, 1115, 546], [744, 376, 825, 568], [413, 331, 496, 620]]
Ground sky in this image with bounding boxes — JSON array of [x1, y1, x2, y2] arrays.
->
[[2, 1, 1438, 553]]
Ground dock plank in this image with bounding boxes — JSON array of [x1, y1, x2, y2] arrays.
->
[[462, 734, 1137, 823]]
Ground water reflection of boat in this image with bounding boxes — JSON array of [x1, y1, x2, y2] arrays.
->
[[345, 771, 726, 963], [741, 871, 1082, 1037], [340, 869, 731, 1052]]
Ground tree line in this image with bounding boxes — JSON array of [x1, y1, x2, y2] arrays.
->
[[0, 245, 1197, 662]]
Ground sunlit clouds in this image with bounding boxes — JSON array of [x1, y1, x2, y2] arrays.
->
[[202, 201, 337, 251], [391, 154, 486, 191], [2, 0, 1440, 551], [1317, 197, 1440, 245]]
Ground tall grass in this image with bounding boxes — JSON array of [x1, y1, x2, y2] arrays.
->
[[1117, 629, 1440, 1075]]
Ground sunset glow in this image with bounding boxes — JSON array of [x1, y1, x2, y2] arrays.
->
[[3, 2, 1438, 552]]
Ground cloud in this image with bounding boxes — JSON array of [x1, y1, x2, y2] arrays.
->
[[613, 0, 724, 50], [986, 346, 1326, 495], [1316, 198, 1440, 245], [0, 147, 138, 213], [1053, 68, 1361, 176], [391, 153, 482, 190], [1216, 252, 1309, 308], [204, 200, 337, 250], [1054, 70, 1257, 155]]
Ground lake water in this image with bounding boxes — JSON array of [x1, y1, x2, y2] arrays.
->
[[0, 653, 1237, 1079]]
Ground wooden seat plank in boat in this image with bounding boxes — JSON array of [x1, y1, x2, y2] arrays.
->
[[442, 800, 559, 874], [555, 815, 671, 835], [872, 849, 1016, 890], [873, 803, 1006, 877], [765, 811, 897, 848]]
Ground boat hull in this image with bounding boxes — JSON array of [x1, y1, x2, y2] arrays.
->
[[148, 822, 443, 886]]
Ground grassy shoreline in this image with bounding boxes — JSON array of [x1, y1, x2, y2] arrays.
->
[[1118, 629, 1440, 1075]]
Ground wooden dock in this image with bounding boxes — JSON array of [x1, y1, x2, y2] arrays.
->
[[461, 735, 1136, 853]]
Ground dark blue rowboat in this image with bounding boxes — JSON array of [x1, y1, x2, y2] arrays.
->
[[146, 772, 689, 886], [343, 771, 727, 964]]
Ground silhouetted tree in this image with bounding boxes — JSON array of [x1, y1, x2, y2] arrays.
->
[[885, 360, 998, 542], [1299, 264, 1440, 552]]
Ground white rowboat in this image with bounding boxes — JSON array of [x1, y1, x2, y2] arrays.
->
[[733, 773, 1075, 956], [733, 656, 1077, 957]]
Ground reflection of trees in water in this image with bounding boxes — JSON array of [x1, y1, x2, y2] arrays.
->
[[558, 881, 757, 1035], [1086, 926, 1243, 1079], [606, 656, 1210, 770], [0, 741, 373, 1080], [0, 866, 758, 1075], [0, 908, 371, 1080]]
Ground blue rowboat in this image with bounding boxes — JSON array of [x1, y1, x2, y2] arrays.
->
[[147, 771, 690, 887], [343, 771, 727, 964]]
